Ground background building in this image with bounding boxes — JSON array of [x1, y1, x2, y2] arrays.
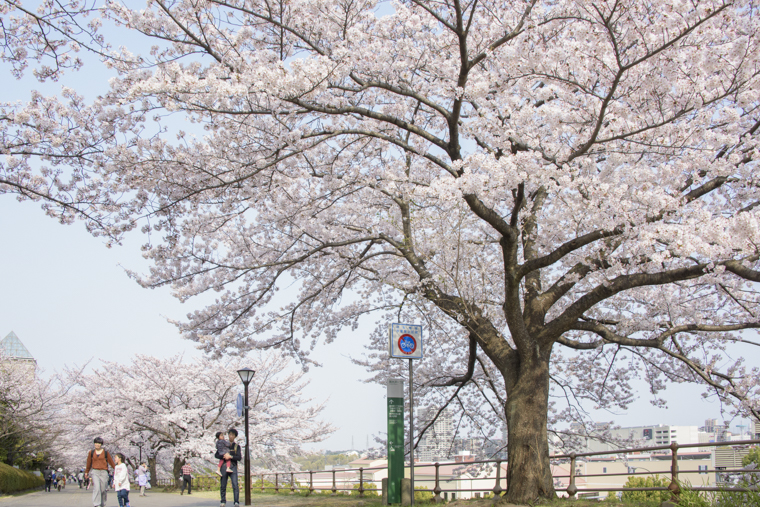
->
[[0, 331, 36, 364], [575, 423, 701, 454], [417, 408, 454, 462]]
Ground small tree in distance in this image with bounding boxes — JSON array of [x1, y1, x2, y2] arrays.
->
[[62, 353, 332, 480], [1, 0, 760, 502]]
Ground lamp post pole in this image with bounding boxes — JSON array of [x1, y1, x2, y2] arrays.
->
[[244, 380, 251, 506], [130, 440, 144, 464], [237, 368, 256, 507]]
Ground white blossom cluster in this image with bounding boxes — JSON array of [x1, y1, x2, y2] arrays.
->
[[1, 0, 759, 501], [57, 353, 332, 474]]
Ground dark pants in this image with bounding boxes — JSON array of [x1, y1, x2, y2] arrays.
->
[[45, 479, 52, 492], [220, 470, 238, 505], [117, 489, 129, 507], [181, 475, 192, 494]]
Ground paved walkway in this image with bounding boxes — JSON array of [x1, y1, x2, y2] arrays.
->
[[0, 487, 214, 507], [0, 487, 382, 507]]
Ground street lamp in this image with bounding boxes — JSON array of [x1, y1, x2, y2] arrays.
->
[[130, 440, 144, 463], [237, 367, 255, 507]]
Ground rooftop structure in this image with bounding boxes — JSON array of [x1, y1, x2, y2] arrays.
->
[[0, 331, 35, 362]]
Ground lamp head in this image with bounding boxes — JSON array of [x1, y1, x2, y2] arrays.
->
[[237, 367, 256, 385]]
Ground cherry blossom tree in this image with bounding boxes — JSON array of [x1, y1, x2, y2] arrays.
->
[[0, 353, 73, 467], [62, 353, 331, 481], [2, 0, 760, 501]]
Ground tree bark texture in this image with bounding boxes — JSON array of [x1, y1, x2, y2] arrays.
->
[[502, 346, 556, 503], [172, 457, 184, 487]]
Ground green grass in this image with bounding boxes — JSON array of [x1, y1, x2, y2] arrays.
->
[[185, 490, 385, 506], [157, 479, 760, 507]]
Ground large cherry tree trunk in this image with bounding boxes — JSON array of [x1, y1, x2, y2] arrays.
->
[[173, 457, 185, 488], [502, 345, 556, 503]]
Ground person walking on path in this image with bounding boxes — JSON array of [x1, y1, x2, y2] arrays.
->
[[84, 436, 116, 507], [113, 453, 130, 507], [43, 466, 53, 492], [137, 462, 149, 496], [180, 462, 192, 495], [78, 469, 84, 488], [215, 428, 242, 507]]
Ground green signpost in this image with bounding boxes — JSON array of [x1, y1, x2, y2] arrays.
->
[[387, 379, 405, 504], [390, 323, 423, 506]]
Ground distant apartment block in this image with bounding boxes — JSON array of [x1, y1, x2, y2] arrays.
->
[[417, 408, 454, 462], [572, 423, 701, 454]]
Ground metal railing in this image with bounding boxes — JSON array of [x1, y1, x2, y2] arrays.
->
[[555, 439, 760, 502], [156, 439, 760, 502]]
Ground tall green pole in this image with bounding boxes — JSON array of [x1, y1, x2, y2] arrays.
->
[[387, 379, 404, 504]]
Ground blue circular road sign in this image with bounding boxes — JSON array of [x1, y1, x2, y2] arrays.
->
[[397, 334, 417, 355]]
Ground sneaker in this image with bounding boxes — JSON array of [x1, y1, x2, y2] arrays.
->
[[216, 469, 222, 477]]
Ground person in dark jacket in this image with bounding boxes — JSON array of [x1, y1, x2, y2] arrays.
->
[[215, 428, 242, 507], [43, 466, 53, 492]]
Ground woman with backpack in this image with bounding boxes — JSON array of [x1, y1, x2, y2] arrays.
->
[[84, 437, 116, 507]]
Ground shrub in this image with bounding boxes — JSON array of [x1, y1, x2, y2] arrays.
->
[[675, 480, 710, 507], [414, 485, 434, 503], [620, 475, 670, 504], [713, 480, 760, 507], [742, 447, 760, 468], [0, 463, 44, 493], [251, 477, 278, 493], [352, 481, 379, 497], [191, 475, 221, 491]]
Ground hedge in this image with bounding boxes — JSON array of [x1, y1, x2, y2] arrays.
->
[[0, 463, 44, 494]]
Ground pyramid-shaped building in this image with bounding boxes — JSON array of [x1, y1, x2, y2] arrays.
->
[[0, 331, 35, 362]]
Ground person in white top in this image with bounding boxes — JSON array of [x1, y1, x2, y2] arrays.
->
[[113, 453, 130, 507]]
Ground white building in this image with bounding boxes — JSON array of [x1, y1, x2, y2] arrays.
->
[[578, 424, 700, 453], [417, 408, 454, 462]]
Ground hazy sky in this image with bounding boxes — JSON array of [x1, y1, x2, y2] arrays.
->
[[0, 197, 387, 450]]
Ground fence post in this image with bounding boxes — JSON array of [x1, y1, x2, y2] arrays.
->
[[667, 442, 681, 502], [433, 462, 442, 503], [359, 467, 365, 498], [309, 471, 314, 495], [290, 472, 295, 494], [492, 460, 503, 497], [275, 473, 279, 494], [331, 469, 337, 495], [261, 473, 265, 493], [567, 453, 578, 498]]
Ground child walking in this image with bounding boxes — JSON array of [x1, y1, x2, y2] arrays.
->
[[113, 453, 130, 507], [215, 432, 232, 476]]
